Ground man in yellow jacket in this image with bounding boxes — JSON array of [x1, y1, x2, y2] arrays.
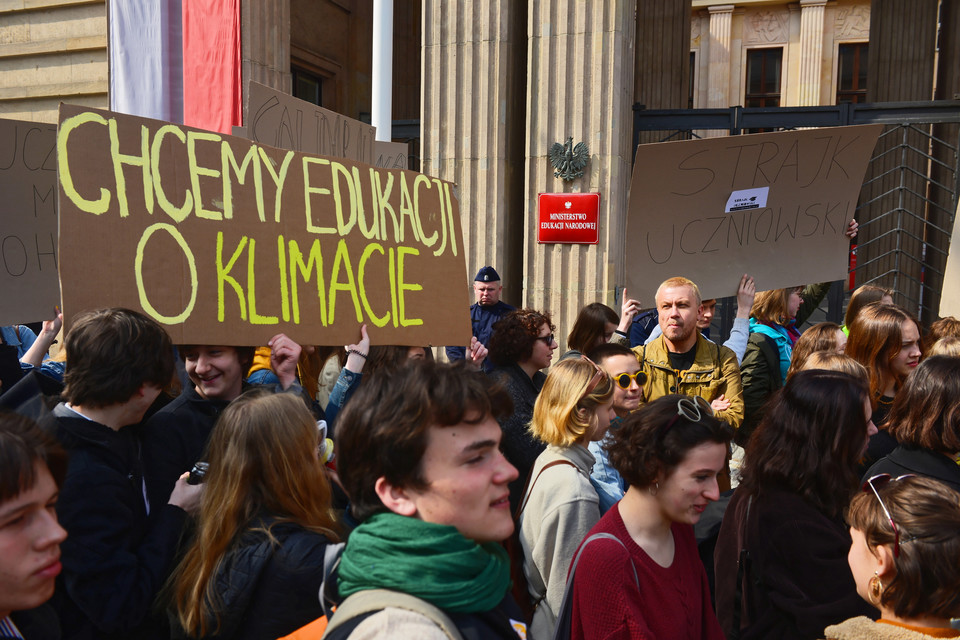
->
[[632, 276, 744, 431]]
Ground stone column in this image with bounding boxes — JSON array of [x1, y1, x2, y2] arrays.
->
[[707, 5, 734, 108], [241, 0, 291, 122], [421, 2, 526, 305], [523, 1, 636, 351], [797, 0, 827, 106]]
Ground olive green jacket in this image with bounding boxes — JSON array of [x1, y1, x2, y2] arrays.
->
[[633, 333, 744, 429]]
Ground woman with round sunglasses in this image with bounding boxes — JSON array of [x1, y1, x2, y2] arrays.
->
[[563, 394, 731, 640], [585, 343, 647, 514], [863, 356, 960, 494], [824, 474, 960, 639], [715, 369, 878, 640], [517, 357, 614, 639], [487, 309, 559, 511]]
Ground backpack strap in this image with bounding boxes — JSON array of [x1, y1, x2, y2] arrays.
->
[[323, 589, 464, 640], [515, 459, 577, 520], [551, 533, 638, 640]]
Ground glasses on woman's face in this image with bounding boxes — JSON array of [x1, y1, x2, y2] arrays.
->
[[660, 396, 713, 436], [536, 333, 555, 345], [861, 473, 915, 558], [613, 370, 647, 390]]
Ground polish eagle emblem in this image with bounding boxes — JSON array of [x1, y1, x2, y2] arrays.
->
[[548, 137, 589, 181]]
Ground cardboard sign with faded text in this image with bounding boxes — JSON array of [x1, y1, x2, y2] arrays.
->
[[246, 82, 374, 164], [626, 125, 882, 301], [374, 141, 409, 170], [939, 200, 960, 318], [56, 104, 470, 347], [0, 118, 60, 325]]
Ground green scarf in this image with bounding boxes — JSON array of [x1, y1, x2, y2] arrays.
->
[[338, 512, 511, 613]]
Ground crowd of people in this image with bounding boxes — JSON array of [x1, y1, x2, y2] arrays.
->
[[3, 254, 960, 640]]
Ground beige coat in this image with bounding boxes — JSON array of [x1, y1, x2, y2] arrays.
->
[[518, 444, 600, 640]]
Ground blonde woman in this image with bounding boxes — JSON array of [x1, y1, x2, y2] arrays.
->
[[517, 357, 615, 638], [170, 389, 340, 640]]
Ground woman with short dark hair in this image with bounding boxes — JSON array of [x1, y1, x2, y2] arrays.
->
[[487, 309, 558, 510], [564, 394, 731, 640], [864, 356, 960, 494], [825, 475, 960, 639], [715, 370, 879, 640]]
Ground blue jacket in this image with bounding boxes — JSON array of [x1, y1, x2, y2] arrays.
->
[[445, 301, 515, 367], [1, 325, 38, 361]]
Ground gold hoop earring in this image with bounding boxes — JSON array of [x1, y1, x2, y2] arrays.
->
[[648, 481, 659, 496], [869, 571, 884, 604]]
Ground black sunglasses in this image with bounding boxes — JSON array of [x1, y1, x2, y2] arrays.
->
[[536, 333, 555, 345]]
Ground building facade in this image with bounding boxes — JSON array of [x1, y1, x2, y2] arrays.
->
[[3, 0, 956, 346]]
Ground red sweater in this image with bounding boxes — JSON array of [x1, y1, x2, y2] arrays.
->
[[569, 506, 724, 640]]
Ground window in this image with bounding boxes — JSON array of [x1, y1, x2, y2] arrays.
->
[[292, 67, 322, 106], [837, 43, 868, 104], [745, 48, 782, 108]]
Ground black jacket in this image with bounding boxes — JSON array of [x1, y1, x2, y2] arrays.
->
[[488, 364, 546, 512], [4, 605, 60, 640], [142, 383, 321, 510], [714, 487, 876, 640], [865, 446, 960, 493], [445, 301, 516, 369], [142, 386, 231, 509], [50, 404, 188, 640], [174, 520, 334, 640], [739, 332, 781, 445]]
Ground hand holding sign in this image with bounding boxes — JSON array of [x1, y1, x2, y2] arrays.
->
[[735, 275, 756, 319], [268, 333, 302, 389]]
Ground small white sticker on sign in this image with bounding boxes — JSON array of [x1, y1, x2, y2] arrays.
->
[[725, 186, 769, 213]]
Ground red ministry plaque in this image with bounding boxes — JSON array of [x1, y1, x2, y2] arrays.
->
[[537, 193, 600, 244]]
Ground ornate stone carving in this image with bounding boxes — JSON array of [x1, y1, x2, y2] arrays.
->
[[835, 5, 870, 39], [744, 10, 788, 45], [691, 15, 702, 48]]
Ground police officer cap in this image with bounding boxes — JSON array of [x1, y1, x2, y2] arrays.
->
[[474, 266, 501, 282]]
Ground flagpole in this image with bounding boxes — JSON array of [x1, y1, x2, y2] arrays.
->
[[372, 0, 393, 142]]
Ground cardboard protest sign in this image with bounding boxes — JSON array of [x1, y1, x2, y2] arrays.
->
[[56, 104, 471, 347], [246, 82, 374, 164], [374, 141, 409, 170], [626, 125, 882, 301], [939, 199, 960, 317], [0, 118, 60, 325]]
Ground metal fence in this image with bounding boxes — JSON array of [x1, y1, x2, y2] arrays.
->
[[633, 101, 960, 333]]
